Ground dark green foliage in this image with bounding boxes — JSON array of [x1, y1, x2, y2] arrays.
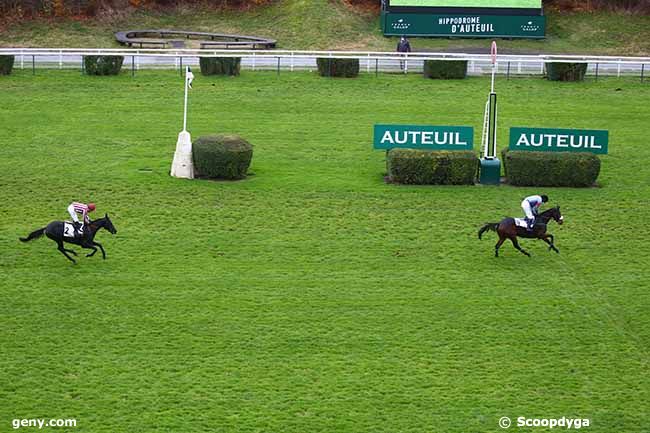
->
[[0, 55, 15, 75], [502, 149, 601, 187], [199, 57, 241, 76], [316, 58, 360, 78], [546, 62, 588, 81], [84, 56, 124, 75], [193, 134, 253, 180], [387, 149, 478, 185], [423, 60, 468, 79]]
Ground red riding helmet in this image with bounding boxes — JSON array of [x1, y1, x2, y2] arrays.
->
[[88, 203, 96, 211]]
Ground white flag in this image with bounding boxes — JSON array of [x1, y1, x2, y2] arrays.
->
[[186, 67, 194, 89]]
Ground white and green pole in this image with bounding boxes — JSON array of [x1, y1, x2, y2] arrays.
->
[[479, 41, 501, 185]]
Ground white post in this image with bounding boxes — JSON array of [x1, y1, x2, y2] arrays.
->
[[490, 41, 497, 93], [183, 66, 189, 132], [171, 66, 194, 179]]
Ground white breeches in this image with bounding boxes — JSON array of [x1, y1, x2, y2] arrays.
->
[[67, 204, 79, 223], [521, 200, 535, 220]]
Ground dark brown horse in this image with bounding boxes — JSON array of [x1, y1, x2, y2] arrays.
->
[[478, 206, 563, 257], [20, 214, 117, 264]]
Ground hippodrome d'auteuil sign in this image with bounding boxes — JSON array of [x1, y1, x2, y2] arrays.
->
[[509, 127, 609, 154], [374, 125, 474, 151], [382, 13, 545, 38]]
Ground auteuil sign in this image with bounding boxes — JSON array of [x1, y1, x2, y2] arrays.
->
[[374, 125, 474, 151], [509, 127, 609, 154]]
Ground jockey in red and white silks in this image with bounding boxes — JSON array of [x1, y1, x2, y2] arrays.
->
[[67, 202, 96, 224]]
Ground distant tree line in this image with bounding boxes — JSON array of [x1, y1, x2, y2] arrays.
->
[[2, 0, 648, 18], [0, 0, 273, 17]]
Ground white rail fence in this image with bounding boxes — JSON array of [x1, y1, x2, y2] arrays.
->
[[1, 48, 648, 79]]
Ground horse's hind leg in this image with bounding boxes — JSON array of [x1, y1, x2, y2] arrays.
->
[[56, 241, 77, 264], [494, 237, 505, 257], [511, 238, 531, 257]]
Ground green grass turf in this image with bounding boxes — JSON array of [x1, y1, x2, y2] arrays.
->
[[0, 70, 649, 433], [1, 0, 650, 55]]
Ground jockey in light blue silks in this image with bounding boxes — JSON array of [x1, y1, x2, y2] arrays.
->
[[521, 194, 548, 231]]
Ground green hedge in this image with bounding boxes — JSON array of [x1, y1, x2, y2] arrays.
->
[[387, 149, 478, 185], [316, 58, 359, 78], [193, 134, 253, 180], [423, 60, 468, 79], [199, 57, 241, 76], [502, 149, 600, 187], [0, 55, 14, 75], [84, 56, 124, 75], [546, 62, 588, 81]]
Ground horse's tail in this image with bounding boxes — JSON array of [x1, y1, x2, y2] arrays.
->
[[20, 227, 46, 242], [478, 223, 500, 240]]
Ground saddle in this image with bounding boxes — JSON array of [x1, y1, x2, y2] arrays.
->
[[63, 222, 85, 238], [514, 218, 532, 229]]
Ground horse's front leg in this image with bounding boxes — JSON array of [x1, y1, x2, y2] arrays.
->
[[80, 242, 98, 258], [542, 234, 559, 254], [93, 241, 106, 259]]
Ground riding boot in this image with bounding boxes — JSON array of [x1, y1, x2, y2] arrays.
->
[[526, 218, 535, 232], [73, 221, 82, 237]]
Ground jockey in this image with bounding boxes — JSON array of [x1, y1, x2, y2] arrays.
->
[[521, 194, 548, 231], [67, 201, 96, 235]]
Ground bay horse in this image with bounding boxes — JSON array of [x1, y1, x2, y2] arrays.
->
[[20, 214, 117, 264], [478, 206, 563, 257]]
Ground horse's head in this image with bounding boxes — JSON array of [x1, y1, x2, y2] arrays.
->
[[103, 213, 118, 234], [551, 206, 564, 225]]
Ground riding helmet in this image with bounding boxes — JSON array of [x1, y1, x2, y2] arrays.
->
[[540, 195, 549, 202], [88, 203, 96, 211]]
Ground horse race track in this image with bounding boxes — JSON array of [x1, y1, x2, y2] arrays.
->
[[1, 70, 649, 432]]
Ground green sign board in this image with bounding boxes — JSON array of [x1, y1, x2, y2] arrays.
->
[[509, 127, 609, 154], [374, 124, 474, 150], [382, 12, 545, 38]]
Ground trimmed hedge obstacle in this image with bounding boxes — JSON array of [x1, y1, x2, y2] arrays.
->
[[423, 60, 468, 79], [84, 56, 124, 75], [387, 149, 478, 185], [316, 58, 360, 78], [192, 134, 253, 180], [199, 57, 241, 76], [0, 55, 15, 75], [502, 149, 601, 187], [546, 62, 588, 81]]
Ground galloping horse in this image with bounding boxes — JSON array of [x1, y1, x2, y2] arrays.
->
[[20, 214, 117, 264], [478, 206, 564, 257]]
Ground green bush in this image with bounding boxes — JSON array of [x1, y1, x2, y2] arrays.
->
[[199, 57, 241, 76], [546, 62, 588, 81], [316, 58, 360, 78], [193, 134, 253, 180], [84, 56, 124, 75], [423, 60, 468, 79], [0, 55, 14, 75], [387, 150, 478, 185], [502, 149, 601, 187]]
